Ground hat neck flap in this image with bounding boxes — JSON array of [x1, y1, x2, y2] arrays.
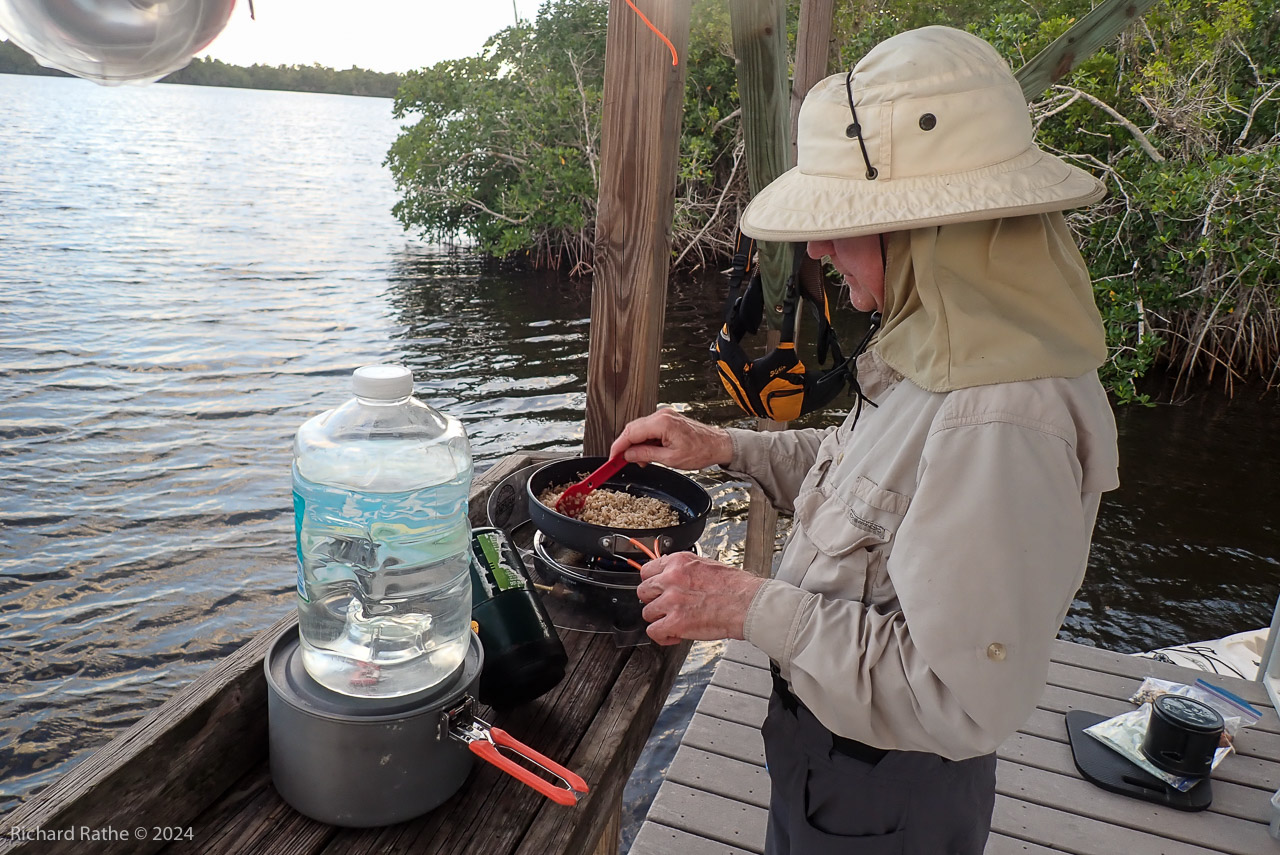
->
[[873, 213, 1108, 392]]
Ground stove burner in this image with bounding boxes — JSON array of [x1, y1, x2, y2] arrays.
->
[[525, 530, 701, 647]]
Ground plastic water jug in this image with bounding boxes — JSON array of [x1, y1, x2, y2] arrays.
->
[[292, 364, 473, 698]]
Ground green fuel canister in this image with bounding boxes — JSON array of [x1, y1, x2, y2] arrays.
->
[[469, 526, 567, 707]]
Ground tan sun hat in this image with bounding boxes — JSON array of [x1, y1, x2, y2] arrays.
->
[[739, 26, 1106, 241]]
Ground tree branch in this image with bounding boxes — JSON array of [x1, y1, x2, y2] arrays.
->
[[1050, 84, 1165, 162]]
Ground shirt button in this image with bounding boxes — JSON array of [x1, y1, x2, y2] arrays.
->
[[987, 643, 1007, 662], [837, 453, 844, 464]]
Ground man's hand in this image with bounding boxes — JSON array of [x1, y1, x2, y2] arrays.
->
[[609, 408, 734, 471], [635, 552, 764, 646]]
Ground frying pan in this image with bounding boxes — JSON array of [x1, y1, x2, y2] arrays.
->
[[526, 457, 711, 558]]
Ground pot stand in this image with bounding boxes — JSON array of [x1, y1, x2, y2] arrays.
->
[[265, 626, 484, 828], [1065, 710, 1212, 812]]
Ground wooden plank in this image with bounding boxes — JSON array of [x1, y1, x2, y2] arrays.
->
[[722, 640, 767, 668], [996, 750, 1269, 853], [985, 835, 1082, 855], [680, 715, 764, 767], [0, 612, 291, 855], [1014, 0, 1163, 101], [173, 766, 336, 855], [1050, 642, 1273, 710], [741, 479, 782, 579], [590, 792, 621, 855], [583, 0, 693, 456], [991, 794, 1227, 855], [684, 684, 1274, 823], [708, 659, 771, 700], [644, 781, 768, 854], [694, 684, 768, 730], [1046, 660, 1276, 724], [512, 641, 691, 855], [1036, 681, 1280, 761], [665, 746, 768, 808], [630, 821, 755, 855], [637, 785, 1091, 855], [727, 637, 1274, 711], [998, 731, 1272, 826]]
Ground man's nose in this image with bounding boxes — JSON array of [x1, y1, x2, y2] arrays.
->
[[806, 240, 832, 260]]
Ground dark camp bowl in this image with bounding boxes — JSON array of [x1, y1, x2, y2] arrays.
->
[[526, 457, 711, 559]]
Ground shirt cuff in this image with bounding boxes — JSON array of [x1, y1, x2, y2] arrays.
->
[[742, 578, 815, 677], [722, 427, 772, 477]]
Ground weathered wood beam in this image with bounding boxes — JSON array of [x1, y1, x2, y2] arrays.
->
[[790, 0, 836, 157], [729, 0, 793, 579], [584, 0, 693, 456], [1015, 0, 1163, 100], [730, 0, 792, 322]]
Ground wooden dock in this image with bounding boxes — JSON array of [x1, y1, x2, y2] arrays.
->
[[632, 640, 1280, 855], [0, 452, 686, 855]]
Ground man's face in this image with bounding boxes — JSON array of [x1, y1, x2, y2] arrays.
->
[[807, 235, 885, 313]]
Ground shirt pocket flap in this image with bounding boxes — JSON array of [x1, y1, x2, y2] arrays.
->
[[794, 476, 911, 558]]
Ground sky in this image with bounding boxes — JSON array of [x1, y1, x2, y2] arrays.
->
[[201, 0, 549, 74]]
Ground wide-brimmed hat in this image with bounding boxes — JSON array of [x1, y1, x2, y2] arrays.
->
[[739, 26, 1106, 241]]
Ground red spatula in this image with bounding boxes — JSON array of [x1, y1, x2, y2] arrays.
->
[[554, 453, 628, 518]]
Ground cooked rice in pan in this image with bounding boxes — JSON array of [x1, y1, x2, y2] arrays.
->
[[538, 483, 680, 528]]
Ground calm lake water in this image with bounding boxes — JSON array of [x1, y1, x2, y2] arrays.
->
[[1, 74, 1277, 839]]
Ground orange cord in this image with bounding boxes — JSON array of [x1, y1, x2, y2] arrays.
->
[[624, 0, 679, 66], [627, 536, 660, 561]]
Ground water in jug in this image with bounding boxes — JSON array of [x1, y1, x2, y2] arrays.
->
[[292, 364, 473, 698]]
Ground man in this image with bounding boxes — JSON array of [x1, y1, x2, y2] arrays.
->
[[611, 26, 1120, 854]]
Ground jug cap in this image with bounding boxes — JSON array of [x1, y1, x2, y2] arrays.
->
[[353, 364, 414, 400]]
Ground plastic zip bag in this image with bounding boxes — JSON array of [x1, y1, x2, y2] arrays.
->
[[1130, 676, 1263, 742], [1085, 677, 1263, 792]]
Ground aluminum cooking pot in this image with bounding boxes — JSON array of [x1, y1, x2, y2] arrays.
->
[[526, 457, 712, 559], [266, 626, 587, 827]]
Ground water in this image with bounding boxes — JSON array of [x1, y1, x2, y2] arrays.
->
[[293, 475, 473, 698], [292, 378, 475, 698], [0, 73, 1277, 835]]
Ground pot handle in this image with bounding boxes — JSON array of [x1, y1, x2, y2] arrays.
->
[[469, 728, 589, 806]]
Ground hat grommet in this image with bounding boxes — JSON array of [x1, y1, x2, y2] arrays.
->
[[919, 113, 937, 131]]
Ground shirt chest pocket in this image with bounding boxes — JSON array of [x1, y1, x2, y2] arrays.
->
[[786, 474, 911, 603]]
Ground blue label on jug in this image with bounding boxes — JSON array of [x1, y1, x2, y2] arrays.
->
[[292, 491, 309, 603]]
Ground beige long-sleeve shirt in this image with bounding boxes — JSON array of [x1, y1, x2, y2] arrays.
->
[[728, 350, 1119, 760]]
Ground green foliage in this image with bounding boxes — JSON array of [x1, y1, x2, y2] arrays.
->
[[387, 0, 607, 269], [387, 0, 742, 272], [167, 58, 402, 98], [833, 0, 1280, 398], [388, 0, 1280, 397], [0, 39, 402, 97], [0, 38, 68, 76]]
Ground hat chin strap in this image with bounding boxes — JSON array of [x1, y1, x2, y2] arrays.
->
[[843, 70, 878, 181]]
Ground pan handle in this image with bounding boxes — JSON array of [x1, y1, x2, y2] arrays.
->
[[468, 730, 589, 806]]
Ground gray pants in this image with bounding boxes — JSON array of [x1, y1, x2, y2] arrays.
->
[[762, 693, 997, 855]]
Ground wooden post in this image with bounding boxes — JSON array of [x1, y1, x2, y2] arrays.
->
[[1014, 0, 1161, 100], [730, 0, 791, 319], [590, 792, 622, 855], [790, 0, 836, 159], [730, 0, 792, 578], [583, 0, 693, 456]]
